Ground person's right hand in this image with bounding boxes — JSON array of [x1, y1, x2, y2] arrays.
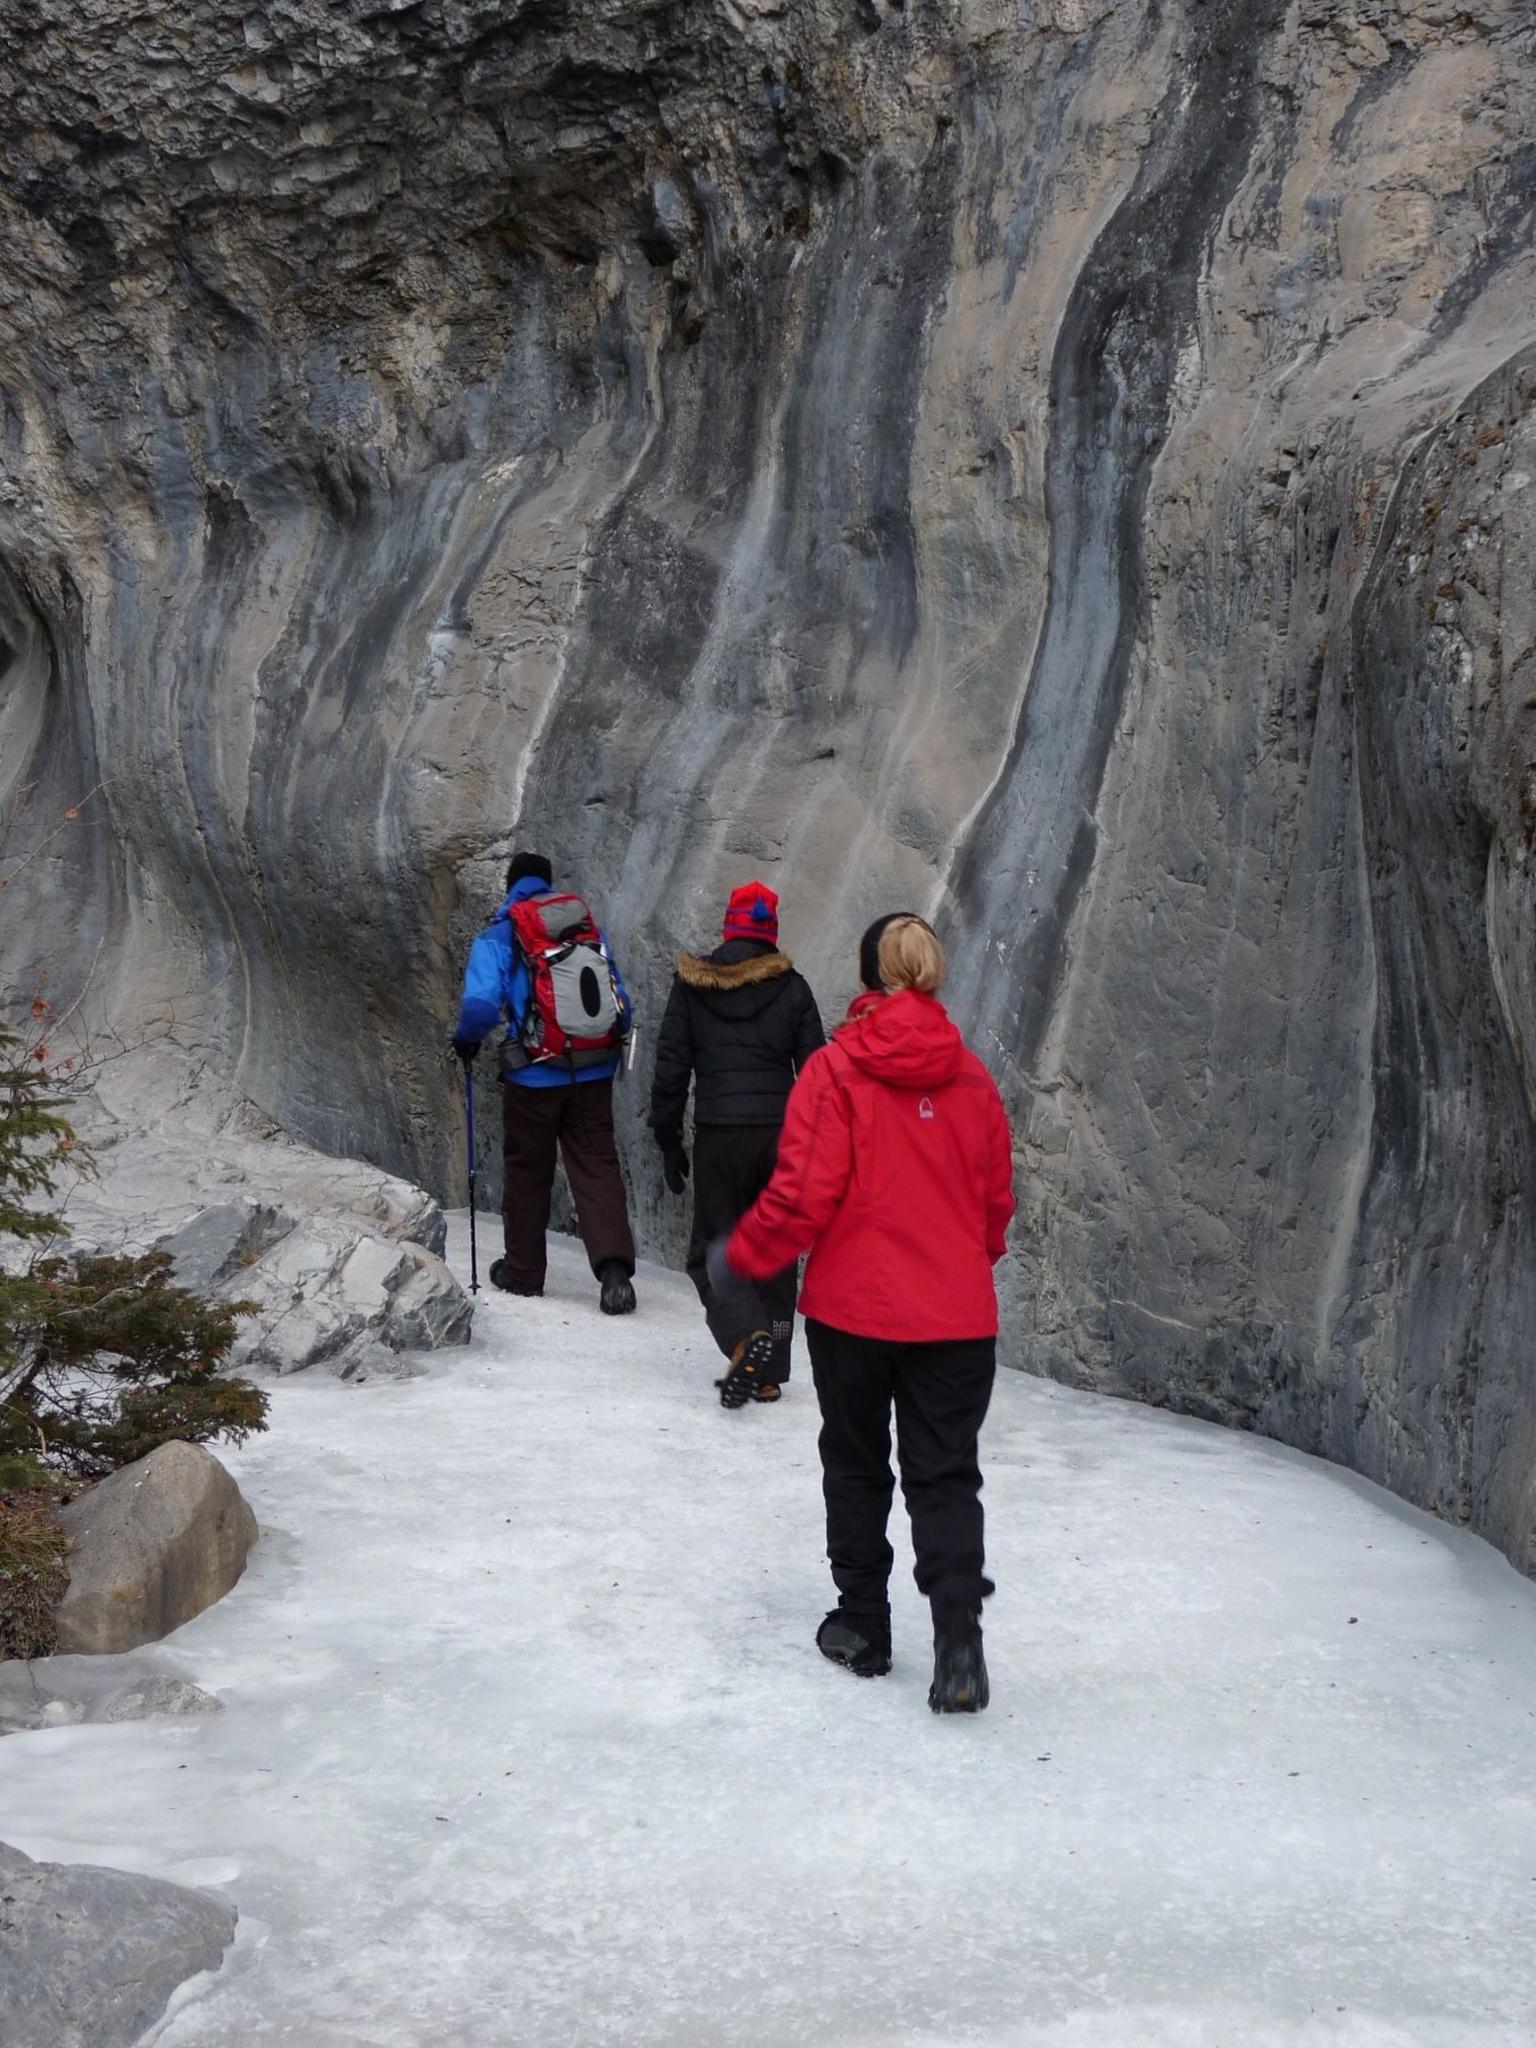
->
[[452, 1036, 481, 1067], [705, 1233, 744, 1296], [662, 1144, 690, 1197]]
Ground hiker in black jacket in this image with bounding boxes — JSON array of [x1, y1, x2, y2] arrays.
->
[[649, 881, 824, 1404]]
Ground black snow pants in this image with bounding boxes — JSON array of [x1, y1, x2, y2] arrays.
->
[[685, 1124, 798, 1382], [501, 1079, 636, 1291], [806, 1319, 996, 1629]]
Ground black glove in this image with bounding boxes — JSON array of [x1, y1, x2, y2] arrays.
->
[[452, 1036, 481, 1067], [705, 1233, 742, 1298], [705, 1233, 767, 1338], [662, 1143, 690, 1196]]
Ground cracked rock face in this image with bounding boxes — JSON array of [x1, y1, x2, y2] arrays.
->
[[1, 2, 1534, 1566]]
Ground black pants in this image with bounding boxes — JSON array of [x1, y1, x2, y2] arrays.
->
[[501, 1080, 636, 1290], [807, 1319, 996, 1627], [685, 1124, 798, 1381]]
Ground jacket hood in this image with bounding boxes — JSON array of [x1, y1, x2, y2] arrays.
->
[[677, 946, 793, 990], [839, 990, 885, 1029], [676, 943, 796, 1019], [497, 875, 555, 920], [836, 988, 964, 1088]]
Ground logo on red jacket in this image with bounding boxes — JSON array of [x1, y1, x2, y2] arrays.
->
[[918, 1096, 935, 1121]]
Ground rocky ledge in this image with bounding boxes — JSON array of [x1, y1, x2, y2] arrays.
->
[[63, 1046, 473, 1380]]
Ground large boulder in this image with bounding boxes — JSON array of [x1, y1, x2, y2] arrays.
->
[[55, 1443, 257, 1656], [0, 1840, 235, 2048]]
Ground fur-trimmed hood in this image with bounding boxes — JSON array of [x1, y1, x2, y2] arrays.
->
[[676, 949, 794, 991], [673, 943, 799, 1023]]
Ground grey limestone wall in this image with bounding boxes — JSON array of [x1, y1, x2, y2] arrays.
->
[[1, 0, 1533, 1565]]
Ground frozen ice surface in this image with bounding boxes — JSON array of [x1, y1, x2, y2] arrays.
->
[[4, 1219, 1535, 2047]]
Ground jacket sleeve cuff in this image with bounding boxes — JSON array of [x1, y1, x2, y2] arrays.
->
[[455, 1000, 501, 1041]]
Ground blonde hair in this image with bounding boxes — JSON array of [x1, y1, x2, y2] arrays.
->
[[877, 916, 945, 995]]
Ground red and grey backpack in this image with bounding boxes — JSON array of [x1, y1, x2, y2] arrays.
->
[[504, 892, 627, 1072]]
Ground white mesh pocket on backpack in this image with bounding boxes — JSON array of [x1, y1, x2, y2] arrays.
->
[[547, 943, 620, 1039]]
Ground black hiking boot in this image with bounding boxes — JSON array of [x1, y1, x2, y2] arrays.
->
[[488, 1259, 542, 1298], [716, 1330, 773, 1409], [598, 1261, 636, 1315], [816, 1608, 892, 1679], [929, 1612, 989, 1715]]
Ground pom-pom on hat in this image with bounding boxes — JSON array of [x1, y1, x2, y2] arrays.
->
[[723, 880, 779, 947]]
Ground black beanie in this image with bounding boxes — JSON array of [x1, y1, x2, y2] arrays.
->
[[505, 850, 553, 892], [858, 911, 920, 993]]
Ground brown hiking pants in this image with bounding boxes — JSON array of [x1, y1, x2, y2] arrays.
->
[[500, 1079, 636, 1290]]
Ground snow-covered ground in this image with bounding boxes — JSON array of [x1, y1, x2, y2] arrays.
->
[[4, 1223, 1536, 2048]]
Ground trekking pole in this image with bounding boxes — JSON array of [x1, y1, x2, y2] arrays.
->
[[463, 1061, 480, 1295]]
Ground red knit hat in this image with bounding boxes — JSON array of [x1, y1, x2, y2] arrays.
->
[[723, 880, 779, 946]]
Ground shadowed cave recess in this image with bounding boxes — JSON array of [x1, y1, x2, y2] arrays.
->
[[1, 0, 1534, 1568]]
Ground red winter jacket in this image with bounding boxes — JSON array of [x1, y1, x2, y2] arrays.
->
[[727, 989, 1016, 1343]]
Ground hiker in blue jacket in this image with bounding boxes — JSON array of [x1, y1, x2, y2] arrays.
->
[[453, 851, 638, 1314]]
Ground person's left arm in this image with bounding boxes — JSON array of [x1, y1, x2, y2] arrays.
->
[[601, 931, 634, 1035]]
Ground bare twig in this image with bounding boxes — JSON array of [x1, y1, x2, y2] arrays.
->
[[0, 782, 112, 890]]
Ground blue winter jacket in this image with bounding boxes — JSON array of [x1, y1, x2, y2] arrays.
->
[[455, 875, 632, 1089]]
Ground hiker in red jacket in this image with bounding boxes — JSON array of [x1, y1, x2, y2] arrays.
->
[[709, 913, 1015, 1713]]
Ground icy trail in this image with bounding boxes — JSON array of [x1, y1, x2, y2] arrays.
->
[[3, 1224, 1535, 2048]]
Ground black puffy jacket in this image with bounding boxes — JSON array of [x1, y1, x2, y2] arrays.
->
[[648, 940, 825, 1141]]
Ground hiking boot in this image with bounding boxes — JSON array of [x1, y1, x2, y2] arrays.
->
[[929, 1613, 989, 1714], [716, 1330, 773, 1409], [816, 1608, 892, 1679], [488, 1259, 542, 1298], [598, 1261, 636, 1315]]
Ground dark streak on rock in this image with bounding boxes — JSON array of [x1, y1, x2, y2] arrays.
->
[[948, 0, 1289, 1076]]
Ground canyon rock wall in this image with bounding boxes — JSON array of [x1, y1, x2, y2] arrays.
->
[[2, 1, 1534, 1564]]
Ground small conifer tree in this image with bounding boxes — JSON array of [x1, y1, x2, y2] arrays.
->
[[0, 1011, 267, 1656]]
